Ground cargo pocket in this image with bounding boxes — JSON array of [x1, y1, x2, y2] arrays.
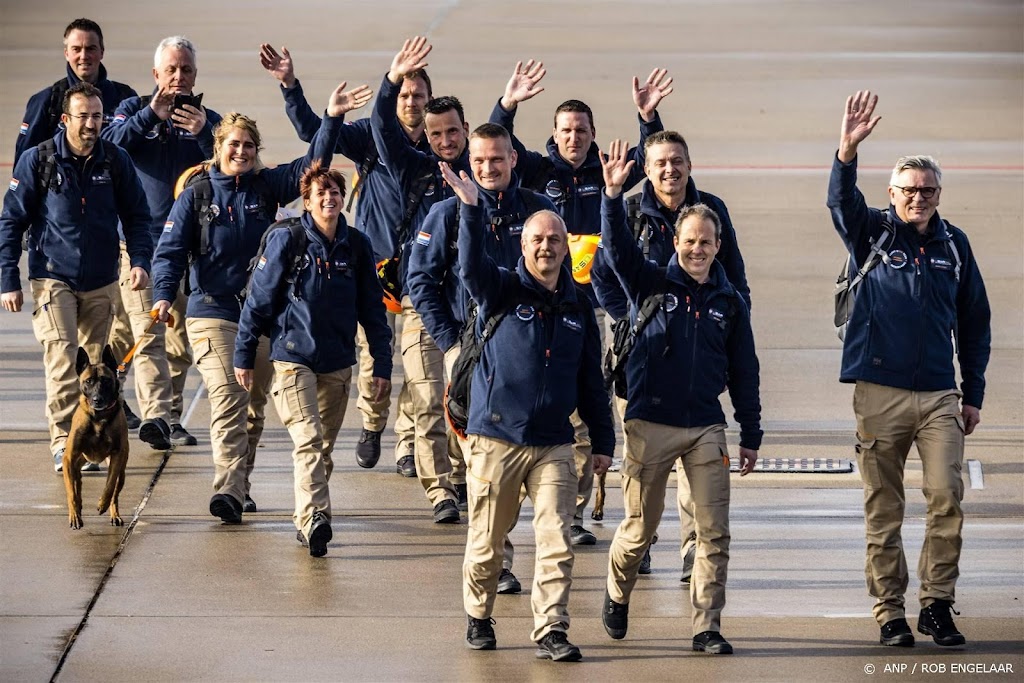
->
[[271, 369, 305, 423], [620, 457, 644, 518], [31, 293, 62, 343], [467, 471, 491, 532], [854, 434, 881, 489]]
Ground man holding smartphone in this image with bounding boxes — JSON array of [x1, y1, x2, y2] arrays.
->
[[102, 36, 222, 454]]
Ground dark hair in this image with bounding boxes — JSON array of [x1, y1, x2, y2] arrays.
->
[[644, 130, 690, 162], [553, 99, 594, 130], [299, 160, 347, 203], [406, 69, 432, 97], [677, 202, 721, 240], [64, 18, 104, 50], [63, 82, 102, 114], [425, 95, 465, 124]]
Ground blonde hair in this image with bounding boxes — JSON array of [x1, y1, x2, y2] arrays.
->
[[211, 113, 264, 172]]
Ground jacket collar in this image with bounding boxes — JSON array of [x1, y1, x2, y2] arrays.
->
[[301, 211, 351, 251], [639, 176, 701, 221], [666, 257, 734, 300], [475, 172, 523, 211], [64, 62, 110, 87], [53, 129, 107, 163], [544, 138, 603, 175], [515, 260, 578, 305], [885, 206, 951, 242]]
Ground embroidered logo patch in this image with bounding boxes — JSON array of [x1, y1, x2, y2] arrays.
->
[[256, 256, 267, 270], [515, 304, 536, 321], [578, 183, 600, 197], [930, 257, 953, 271], [8, 178, 19, 192], [545, 179, 563, 200], [416, 231, 431, 246], [888, 249, 908, 269], [113, 114, 126, 124], [663, 292, 679, 312], [708, 307, 726, 323], [19, 123, 29, 136], [163, 221, 174, 233], [561, 315, 582, 332]]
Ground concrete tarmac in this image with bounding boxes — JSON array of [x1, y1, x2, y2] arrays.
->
[[1, 1, 1022, 681]]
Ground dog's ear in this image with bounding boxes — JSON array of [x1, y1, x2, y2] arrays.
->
[[101, 345, 118, 374], [76, 347, 91, 375]]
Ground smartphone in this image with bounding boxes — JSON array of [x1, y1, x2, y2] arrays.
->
[[172, 93, 203, 112]]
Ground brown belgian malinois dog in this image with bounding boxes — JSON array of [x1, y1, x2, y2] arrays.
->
[[64, 345, 129, 529]]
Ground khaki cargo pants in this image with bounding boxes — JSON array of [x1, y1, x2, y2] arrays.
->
[[271, 361, 351, 537], [107, 243, 173, 422], [400, 296, 456, 505], [186, 318, 272, 506], [607, 420, 731, 635], [30, 279, 118, 454], [463, 435, 577, 643], [356, 313, 414, 461], [854, 381, 966, 625]]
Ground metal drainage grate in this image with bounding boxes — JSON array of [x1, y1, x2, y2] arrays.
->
[[729, 458, 853, 474]]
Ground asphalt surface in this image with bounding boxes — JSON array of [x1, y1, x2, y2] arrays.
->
[[1, 1, 1022, 681]]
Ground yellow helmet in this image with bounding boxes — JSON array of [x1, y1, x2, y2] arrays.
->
[[567, 234, 602, 285]]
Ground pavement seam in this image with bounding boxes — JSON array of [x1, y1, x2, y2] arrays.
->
[[49, 381, 204, 682]]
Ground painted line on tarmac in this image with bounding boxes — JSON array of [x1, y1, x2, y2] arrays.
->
[[968, 459, 985, 490], [181, 381, 206, 429], [49, 444, 174, 683]]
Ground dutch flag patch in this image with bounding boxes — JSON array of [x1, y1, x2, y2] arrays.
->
[[9, 178, 20, 192], [415, 231, 431, 247], [163, 221, 174, 233], [113, 113, 127, 124], [19, 122, 29, 136], [257, 256, 267, 270]]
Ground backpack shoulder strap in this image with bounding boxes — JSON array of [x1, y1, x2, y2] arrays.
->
[[47, 79, 70, 131], [190, 176, 214, 256], [851, 213, 895, 288], [138, 94, 153, 109], [35, 139, 58, 194], [346, 140, 379, 212], [624, 193, 648, 256], [249, 172, 278, 220], [397, 160, 436, 248], [941, 220, 963, 283], [98, 139, 122, 187]]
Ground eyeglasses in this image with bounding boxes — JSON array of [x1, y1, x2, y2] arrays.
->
[[66, 113, 103, 123], [892, 185, 939, 199]]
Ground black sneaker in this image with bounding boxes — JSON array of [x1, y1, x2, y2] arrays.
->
[[570, 524, 596, 546], [455, 482, 468, 511], [169, 423, 198, 446], [692, 630, 733, 655], [396, 455, 417, 478], [139, 417, 172, 451], [306, 511, 332, 558], [496, 568, 521, 594], [209, 493, 242, 524], [681, 531, 697, 583], [917, 600, 966, 646], [433, 499, 460, 524], [535, 629, 582, 662], [243, 496, 257, 513], [880, 617, 915, 647], [466, 615, 496, 650], [123, 403, 142, 430], [638, 547, 652, 575], [355, 428, 383, 468], [602, 591, 628, 639]]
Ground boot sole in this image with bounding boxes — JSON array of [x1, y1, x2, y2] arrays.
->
[[881, 633, 915, 647], [917, 626, 965, 647], [308, 522, 333, 557], [209, 497, 242, 524], [693, 642, 733, 655], [535, 648, 582, 662], [466, 638, 497, 651]]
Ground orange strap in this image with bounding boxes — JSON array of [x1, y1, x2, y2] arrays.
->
[[117, 310, 175, 375]]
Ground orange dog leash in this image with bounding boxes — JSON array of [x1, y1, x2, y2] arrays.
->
[[117, 310, 175, 377]]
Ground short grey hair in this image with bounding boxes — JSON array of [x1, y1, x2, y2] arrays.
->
[[523, 209, 567, 235], [677, 202, 721, 240], [889, 155, 942, 188], [154, 36, 196, 68]]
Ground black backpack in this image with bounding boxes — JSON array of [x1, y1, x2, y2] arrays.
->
[[46, 77, 134, 131], [239, 217, 308, 303], [603, 271, 669, 400], [446, 295, 586, 439]]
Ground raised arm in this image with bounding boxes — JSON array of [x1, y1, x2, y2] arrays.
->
[[623, 68, 671, 190], [599, 139, 656, 300], [372, 37, 433, 187], [447, 162, 510, 312], [262, 81, 367, 203], [827, 91, 886, 260]]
